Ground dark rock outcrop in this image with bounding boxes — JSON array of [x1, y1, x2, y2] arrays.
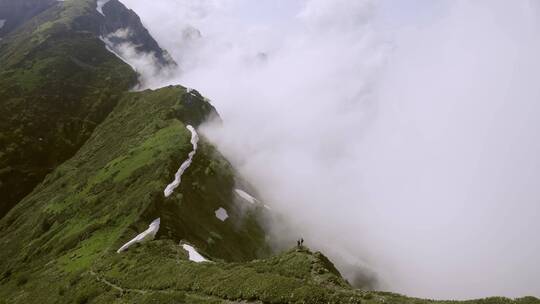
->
[[98, 0, 176, 67]]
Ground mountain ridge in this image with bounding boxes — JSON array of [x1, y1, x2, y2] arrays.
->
[[0, 1, 538, 303], [0, 0, 175, 218]]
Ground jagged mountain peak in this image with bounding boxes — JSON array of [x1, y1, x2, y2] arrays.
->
[[96, 0, 176, 68]]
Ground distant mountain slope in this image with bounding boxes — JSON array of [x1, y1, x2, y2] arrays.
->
[[0, 0, 174, 218], [0, 0, 56, 37], [97, 0, 175, 67]]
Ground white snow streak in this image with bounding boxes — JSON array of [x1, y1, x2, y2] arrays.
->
[[234, 189, 257, 204], [164, 125, 199, 197], [182, 244, 209, 262], [215, 207, 229, 221], [117, 218, 160, 253], [234, 189, 272, 210], [96, 0, 111, 16], [0, 20, 6, 30], [99, 37, 137, 72]]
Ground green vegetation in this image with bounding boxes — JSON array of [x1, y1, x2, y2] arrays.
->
[[0, 84, 271, 303], [0, 0, 137, 217]]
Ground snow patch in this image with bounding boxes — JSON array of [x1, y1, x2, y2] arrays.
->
[[99, 36, 137, 72], [182, 244, 209, 262], [117, 218, 160, 253], [0, 20, 6, 30], [164, 125, 199, 197], [234, 189, 257, 204], [96, 0, 111, 16], [234, 189, 271, 211], [215, 207, 229, 221]]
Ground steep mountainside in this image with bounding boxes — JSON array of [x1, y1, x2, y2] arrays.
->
[[97, 0, 175, 67], [0, 1, 539, 303], [0, 0, 173, 218], [0, 0, 56, 37], [0, 85, 274, 303]]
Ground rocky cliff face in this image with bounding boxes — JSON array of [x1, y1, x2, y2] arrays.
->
[[97, 0, 176, 68]]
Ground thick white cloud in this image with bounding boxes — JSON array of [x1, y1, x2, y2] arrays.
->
[[119, 0, 540, 299]]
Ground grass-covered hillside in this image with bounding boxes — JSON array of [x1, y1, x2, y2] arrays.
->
[[0, 0, 173, 218], [0, 0, 56, 37], [0, 0, 138, 217], [0, 85, 271, 302]]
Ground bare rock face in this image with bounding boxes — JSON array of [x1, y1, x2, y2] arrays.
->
[[98, 0, 176, 68]]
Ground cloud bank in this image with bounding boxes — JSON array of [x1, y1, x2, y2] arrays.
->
[[119, 0, 540, 299]]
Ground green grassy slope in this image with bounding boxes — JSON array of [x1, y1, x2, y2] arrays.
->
[[0, 85, 272, 302], [0, 0, 57, 37], [0, 0, 138, 218]]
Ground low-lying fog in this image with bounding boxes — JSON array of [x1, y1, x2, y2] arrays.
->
[[116, 0, 540, 299]]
